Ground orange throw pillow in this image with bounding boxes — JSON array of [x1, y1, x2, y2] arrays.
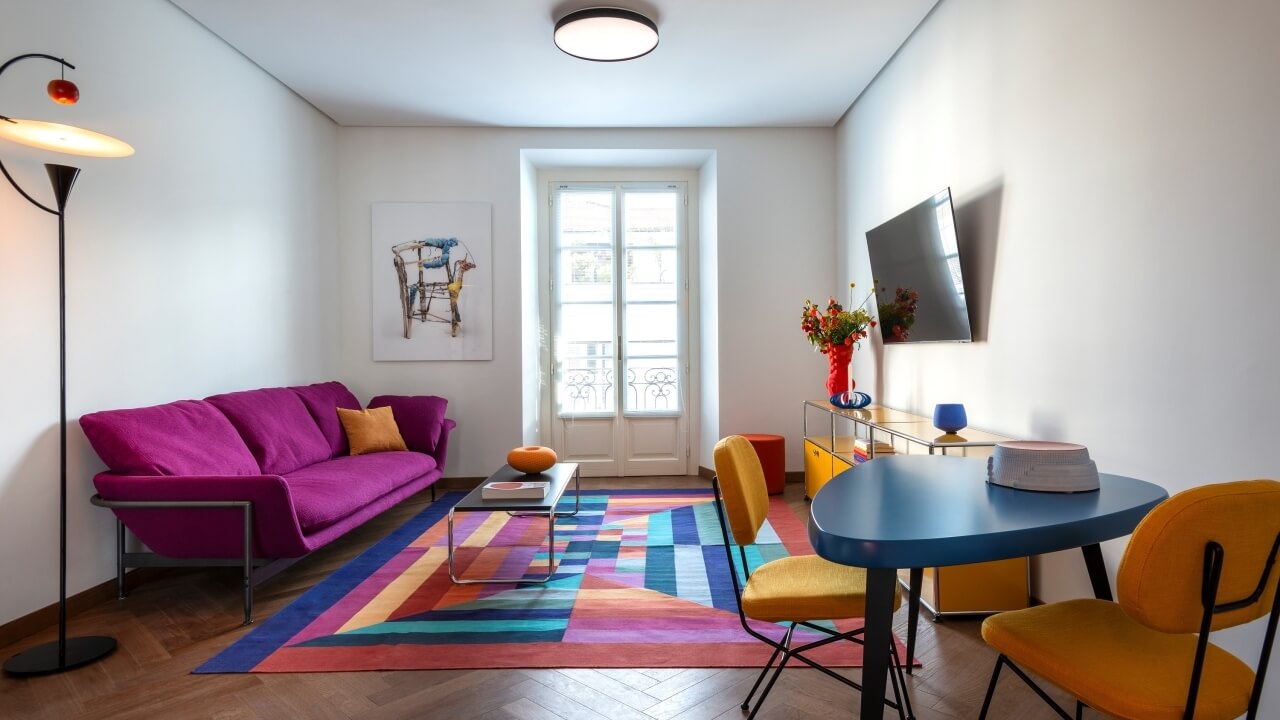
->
[[337, 406, 408, 456]]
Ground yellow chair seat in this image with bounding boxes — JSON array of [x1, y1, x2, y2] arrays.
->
[[741, 554, 901, 623], [982, 599, 1255, 720]]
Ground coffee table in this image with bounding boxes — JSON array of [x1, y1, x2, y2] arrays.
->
[[446, 462, 580, 584]]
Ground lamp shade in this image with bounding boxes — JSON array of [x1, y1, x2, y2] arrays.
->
[[933, 403, 968, 434], [554, 7, 658, 62], [0, 118, 133, 157]]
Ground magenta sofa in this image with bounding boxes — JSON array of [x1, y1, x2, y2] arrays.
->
[[80, 381, 453, 624]]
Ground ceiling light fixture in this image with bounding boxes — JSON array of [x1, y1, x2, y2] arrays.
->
[[554, 7, 658, 62]]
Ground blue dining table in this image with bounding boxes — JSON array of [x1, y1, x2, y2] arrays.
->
[[808, 455, 1168, 720]]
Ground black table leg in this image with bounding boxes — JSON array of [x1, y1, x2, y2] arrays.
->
[[1081, 543, 1113, 601], [906, 567, 922, 674], [861, 567, 898, 720]]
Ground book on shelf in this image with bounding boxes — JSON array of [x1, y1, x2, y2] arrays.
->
[[853, 438, 896, 457], [481, 480, 549, 500]]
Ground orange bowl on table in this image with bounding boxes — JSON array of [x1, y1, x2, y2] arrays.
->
[[507, 446, 557, 473]]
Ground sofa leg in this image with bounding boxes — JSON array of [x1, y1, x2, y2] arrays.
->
[[243, 504, 254, 625], [116, 519, 127, 600], [431, 485, 437, 502]]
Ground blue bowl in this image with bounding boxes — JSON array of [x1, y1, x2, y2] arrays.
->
[[831, 391, 872, 409], [933, 403, 968, 433]]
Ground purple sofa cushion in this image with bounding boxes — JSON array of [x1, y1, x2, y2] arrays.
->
[[284, 452, 437, 532], [367, 395, 448, 455], [80, 400, 259, 477], [206, 387, 331, 475], [290, 381, 362, 457]]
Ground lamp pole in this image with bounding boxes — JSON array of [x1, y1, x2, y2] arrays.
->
[[1, 54, 119, 676]]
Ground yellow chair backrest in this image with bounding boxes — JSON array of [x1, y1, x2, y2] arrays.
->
[[1117, 479, 1280, 633], [713, 436, 771, 546]]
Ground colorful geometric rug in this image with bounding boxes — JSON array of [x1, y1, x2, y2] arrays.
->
[[197, 488, 907, 672]]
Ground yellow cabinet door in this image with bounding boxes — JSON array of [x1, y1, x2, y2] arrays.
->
[[832, 456, 853, 477], [804, 439, 833, 500], [897, 558, 1030, 616]]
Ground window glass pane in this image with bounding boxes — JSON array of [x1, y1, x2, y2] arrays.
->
[[560, 358, 615, 414], [625, 303, 677, 357], [625, 358, 679, 412], [559, 248, 613, 303], [559, 191, 614, 247], [559, 304, 614, 351], [554, 185, 683, 417], [624, 191, 677, 247], [557, 303, 614, 414], [624, 248, 678, 302]]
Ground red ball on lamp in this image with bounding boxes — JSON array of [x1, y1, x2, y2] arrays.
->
[[47, 78, 79, 105]]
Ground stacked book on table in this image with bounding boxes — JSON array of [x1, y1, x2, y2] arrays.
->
[[852, 438, 896, 463]]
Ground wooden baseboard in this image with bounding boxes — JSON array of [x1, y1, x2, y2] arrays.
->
[[0, 568, 166, 650]]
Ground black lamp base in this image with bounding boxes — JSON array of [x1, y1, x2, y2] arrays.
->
[[3, 636, 116, 676]]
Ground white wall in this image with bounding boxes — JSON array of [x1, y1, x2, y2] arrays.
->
[[518, 152, 541, 445], [837, 0, 1279, 709], [698, 155, 721, 467], [337, 128, 835, 476], [0, 0, 338, 625]]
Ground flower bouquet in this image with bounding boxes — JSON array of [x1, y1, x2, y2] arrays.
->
[[801, 285, 875, 396]]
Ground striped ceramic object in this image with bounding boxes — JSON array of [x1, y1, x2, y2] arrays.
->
[[987, 440, 1100, 493]]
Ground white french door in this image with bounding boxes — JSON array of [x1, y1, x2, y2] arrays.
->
[[549, 182, 688, 477]]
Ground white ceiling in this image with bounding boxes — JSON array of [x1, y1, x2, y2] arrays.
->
[[169, 0, 937, 128]]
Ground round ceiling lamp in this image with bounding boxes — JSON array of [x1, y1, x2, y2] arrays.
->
[[554, 7, 659, 62]]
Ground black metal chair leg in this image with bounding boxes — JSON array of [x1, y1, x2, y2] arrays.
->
[[1076, 700, 1084, 719], [747, 651, 791, 720], [431, 484, 437, 502], [744, 624, 795, 719], [890, 641, 915, 720], [978, 655, 1006, 720], [888, 650, 907, 720], [1003, 658, 1075, 720], [741, 643, 784, 713]]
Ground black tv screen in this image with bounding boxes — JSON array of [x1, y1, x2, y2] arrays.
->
[[865, 188, 972, 343]]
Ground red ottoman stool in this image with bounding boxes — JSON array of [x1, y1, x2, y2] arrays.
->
[[740, 433, 786, 495]]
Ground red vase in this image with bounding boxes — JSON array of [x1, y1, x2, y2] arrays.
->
[[825, 344, 855, 396]]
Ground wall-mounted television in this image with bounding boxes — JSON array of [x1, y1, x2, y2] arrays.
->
[[865, 187, 972, 343]]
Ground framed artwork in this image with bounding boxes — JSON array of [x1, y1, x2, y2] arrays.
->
[[371, 202, 493, 361]]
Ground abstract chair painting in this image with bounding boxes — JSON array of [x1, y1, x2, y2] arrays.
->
[[372, 202, 492, 360]]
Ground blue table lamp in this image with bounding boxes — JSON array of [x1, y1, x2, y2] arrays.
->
[[933, 403, 968, 434]]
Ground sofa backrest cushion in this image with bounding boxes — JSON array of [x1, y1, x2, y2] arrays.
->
[[80, 400, 259, 477], [206, 387, 331, 475], [367, 394, 448, 455], [289, 381, 362, 457]]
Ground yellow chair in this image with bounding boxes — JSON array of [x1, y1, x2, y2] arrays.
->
[[712, 435, 914, 719], [978, 479, 1280, 720]]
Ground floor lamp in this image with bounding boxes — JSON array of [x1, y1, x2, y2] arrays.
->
[[0, 53, 133, 676]]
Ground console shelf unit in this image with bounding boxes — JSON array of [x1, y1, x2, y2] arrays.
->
[[802, 400, 1029, 618]]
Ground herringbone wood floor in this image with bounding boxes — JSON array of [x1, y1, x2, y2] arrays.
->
[[0, 477, 1086, 719]]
